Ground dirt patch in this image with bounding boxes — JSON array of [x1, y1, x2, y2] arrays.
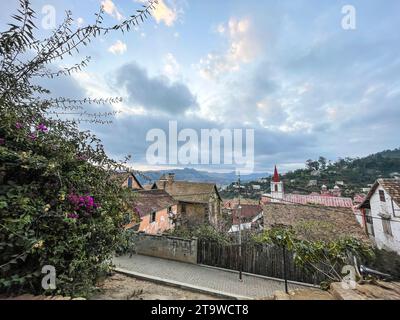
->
[[272, 288, 334, 300], [91, 273, 221, 300]]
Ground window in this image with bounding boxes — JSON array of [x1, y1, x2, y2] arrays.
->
[[382, 219, 392, 237], [181, 204, 186, 213], [274, 184, 278, 192], [379, 190, 386, 202], [150, 211, 156, 223], [127, 177, 133, 188], [365, 209, 374, 236]]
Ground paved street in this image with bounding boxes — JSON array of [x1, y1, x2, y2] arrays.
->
[[113, 254, 314, 299]]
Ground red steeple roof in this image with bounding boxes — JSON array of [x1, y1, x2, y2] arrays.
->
[[273, 165, 280, 183]]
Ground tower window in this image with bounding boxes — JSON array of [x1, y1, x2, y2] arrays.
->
[[275, 185, 278, 192]]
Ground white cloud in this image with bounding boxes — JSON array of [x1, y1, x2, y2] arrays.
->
[[108, 40, 127, 55], [72, 71, 145, 116], [198, 17, 261, 80], [101, 0, 123, 21], [136, 0, 178, 27], [153, 0, 178, 26], [216, 23, 225, 35], [163, 53, 180, 79], [76, 17, 85, 27]]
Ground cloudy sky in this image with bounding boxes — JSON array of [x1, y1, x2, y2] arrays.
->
[[1, 0, 400, 174]]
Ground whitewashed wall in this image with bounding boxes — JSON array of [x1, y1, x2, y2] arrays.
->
[[370, 185, 400, 254]]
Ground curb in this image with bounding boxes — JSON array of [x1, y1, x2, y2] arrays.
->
[[198, 264, 319, 288], [114, 267, 253, 300]]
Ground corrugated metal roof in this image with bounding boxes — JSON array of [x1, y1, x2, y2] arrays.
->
[[283, 194, 354, 208]]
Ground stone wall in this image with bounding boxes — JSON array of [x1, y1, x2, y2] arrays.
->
[[131, 233, 198, 264]]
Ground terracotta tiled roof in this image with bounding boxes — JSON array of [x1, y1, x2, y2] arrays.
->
[[379, 179, 400, 207], [283, 194, 354, 208], [231, 204, 263, 224], [133, 190, 177, 218], [359, 179, 400, 208], [224, 198, 260, 209], [263, 202, 368, 242], [154, 180, 221, 204]]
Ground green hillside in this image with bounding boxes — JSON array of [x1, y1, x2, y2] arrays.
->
[[284, 148, 400, 197], [221, 148, 400, 199]]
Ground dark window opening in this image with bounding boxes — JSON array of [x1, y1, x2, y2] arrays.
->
[[379, 190, 386, 202], [150, 211, 156, 223], [274, 184, 278, 192], [128, 177, 133, 188]]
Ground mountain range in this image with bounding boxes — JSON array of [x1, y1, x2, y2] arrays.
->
[[136, 168, 266, 186]]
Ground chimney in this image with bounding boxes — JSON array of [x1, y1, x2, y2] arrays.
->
[[167, 173, 175, 183]]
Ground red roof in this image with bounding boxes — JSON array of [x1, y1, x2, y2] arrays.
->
[[273, 166, 280, 183], [283, 194, 354, 208], [232, 204, 263, 224]]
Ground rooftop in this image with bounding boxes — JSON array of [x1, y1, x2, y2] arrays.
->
[[282, 194, 354, 208], [133, 190, 177, 218], [359, 179, 400, 208], [154, 180, 221, 204], [230, 204, 263, 224], [263, 202, 368, 242]]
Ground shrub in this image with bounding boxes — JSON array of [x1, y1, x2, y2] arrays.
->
[[0, 0, 156, 297], [168, 224, 231, 245]]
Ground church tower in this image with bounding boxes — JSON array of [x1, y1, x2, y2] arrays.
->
[[271, 166, 284, 202]]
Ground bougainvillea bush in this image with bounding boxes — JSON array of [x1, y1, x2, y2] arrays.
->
[[0, 116, 133, 296], [0, 0, 156, 297]]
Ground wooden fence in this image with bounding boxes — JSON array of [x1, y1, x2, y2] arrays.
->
[[197, 240, 330, 285]]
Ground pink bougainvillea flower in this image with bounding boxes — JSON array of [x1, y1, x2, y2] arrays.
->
[[67, 213, 79, 219], [36, 123, 48, 132], [68, 193, 99, 212], [0, 138, 5, 145], [15, 122, 23, 129], [28, 133, 37, 141]]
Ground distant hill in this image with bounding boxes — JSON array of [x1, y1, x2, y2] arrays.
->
[[283, 148, 400, 196], [220, 148, 400, 199], [136, 168, 265, 187]]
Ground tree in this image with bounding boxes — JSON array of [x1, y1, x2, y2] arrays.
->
[[257, 227, 374, 288], [318, 156, 327, 170], [306, 159, 319, 171], [0, 0, 157, 297]]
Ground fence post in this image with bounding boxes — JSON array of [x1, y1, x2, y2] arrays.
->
[[283, 245, 288, 294]]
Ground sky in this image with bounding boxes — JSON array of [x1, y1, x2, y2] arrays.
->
[[1, 0, 400, 174]]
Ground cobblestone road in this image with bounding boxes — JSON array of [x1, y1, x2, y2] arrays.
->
[[113, 254, 314, 299]]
